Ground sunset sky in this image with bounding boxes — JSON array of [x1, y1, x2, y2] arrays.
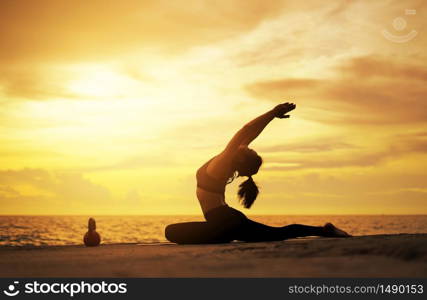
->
[[1, 0, 426, 215]]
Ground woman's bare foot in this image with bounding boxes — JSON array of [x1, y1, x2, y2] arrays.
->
[[323, 222, 352, 237]]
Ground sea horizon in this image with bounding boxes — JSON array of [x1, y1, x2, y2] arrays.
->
[[1, 213, 426, 216], [1, 215, 426, 247]]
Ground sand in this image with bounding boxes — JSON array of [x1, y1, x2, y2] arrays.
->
[[0, 234, 426, 277]]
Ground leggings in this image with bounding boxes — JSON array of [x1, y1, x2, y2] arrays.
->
[[165, 205, 325, 244]]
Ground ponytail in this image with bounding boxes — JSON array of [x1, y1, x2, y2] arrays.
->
[[237, 176, 259, 209]]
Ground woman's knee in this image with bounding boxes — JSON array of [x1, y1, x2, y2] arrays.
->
[[164, 224, 173, 241], [164, 223, 180, 242]]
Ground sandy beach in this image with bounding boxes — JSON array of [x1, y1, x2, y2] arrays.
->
[[0, 234, 426, 277]]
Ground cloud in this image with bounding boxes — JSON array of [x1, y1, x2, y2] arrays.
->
[[248, 78, 321, 92], [324, 0, 353, 18], [0, 0, 285, 64], [0, 185, 21, 198], [365, 188, 427, 207], [79, 153, 179, 172], [263, 131, 427, 171], [257, 169, 427, 214], [0, 0, 287, 101], [245, 55, 427, 124], [230, 35, 305, 68], [264, 151, 387, 171], [0, 66, 77, 101], [0, 169, 111, 212], [257, 137, 355, 153], [338, 56, 427, 81]]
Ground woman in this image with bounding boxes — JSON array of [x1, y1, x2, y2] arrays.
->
[[165, 102, 351, 244]]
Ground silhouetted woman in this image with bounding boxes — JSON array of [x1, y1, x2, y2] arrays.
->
[[165, 103, 350, 244]]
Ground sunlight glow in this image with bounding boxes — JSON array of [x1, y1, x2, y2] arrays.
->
[[67, 65, 136, 98]]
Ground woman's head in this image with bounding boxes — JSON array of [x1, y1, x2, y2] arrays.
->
[[233, 147, 263, 177], [233, 147, 262, 209]]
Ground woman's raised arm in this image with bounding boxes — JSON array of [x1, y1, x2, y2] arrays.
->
[[225, 102, 296, 151], [206, 102, 296, 179]]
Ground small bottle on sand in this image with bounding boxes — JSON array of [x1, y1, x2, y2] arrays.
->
[[84, 218, 101, 247]]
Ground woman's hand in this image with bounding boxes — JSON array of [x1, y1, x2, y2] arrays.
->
[[272, 102, 296, 118]]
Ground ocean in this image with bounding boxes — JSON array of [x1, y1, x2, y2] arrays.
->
[[1, 215, 426, 247]]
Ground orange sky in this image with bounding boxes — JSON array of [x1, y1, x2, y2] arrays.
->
[[0, 0, 426, 215]]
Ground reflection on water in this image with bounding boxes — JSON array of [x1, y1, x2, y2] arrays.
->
[[0, 215, 426, 246]]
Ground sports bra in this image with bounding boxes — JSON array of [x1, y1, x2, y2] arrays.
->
[[196, 158, 227, 194]]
